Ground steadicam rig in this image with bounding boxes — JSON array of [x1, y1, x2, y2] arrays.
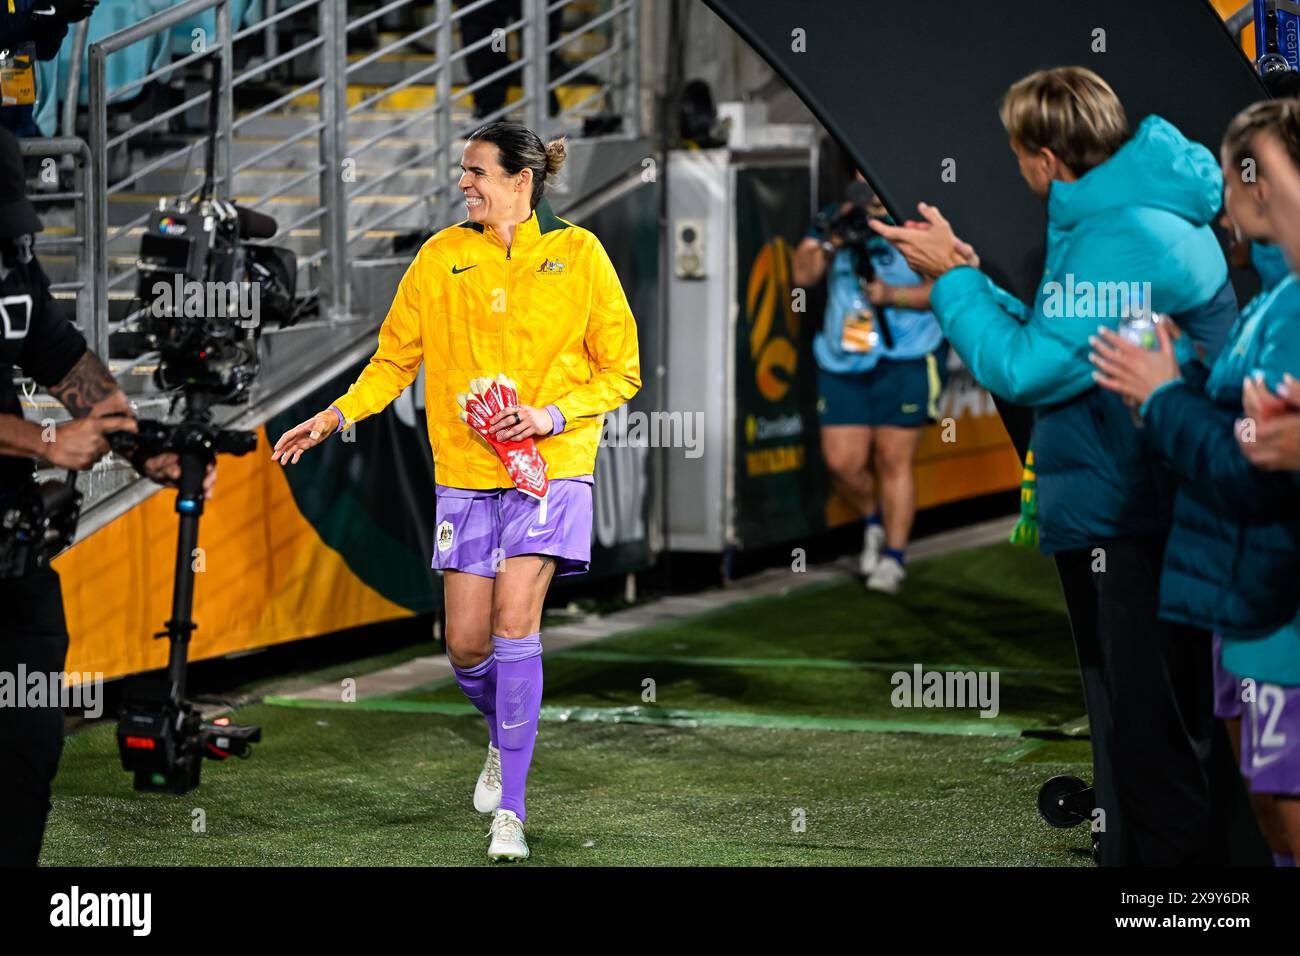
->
[[109, 396, 262, 794]]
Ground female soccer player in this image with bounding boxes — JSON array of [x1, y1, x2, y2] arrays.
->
[[271, 122, 641, 861]]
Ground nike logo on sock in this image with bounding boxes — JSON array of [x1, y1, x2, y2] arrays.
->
[[501, 719, 530, 730]]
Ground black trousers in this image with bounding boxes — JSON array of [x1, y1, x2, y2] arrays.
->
[[1053, 535, 1239, 866], [0, 569, 69, 867], [457, 0, 564, 119]]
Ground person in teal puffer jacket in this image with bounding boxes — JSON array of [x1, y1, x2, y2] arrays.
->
[[1091, 97, 1300, 865], [873, 67, 1239, 866]]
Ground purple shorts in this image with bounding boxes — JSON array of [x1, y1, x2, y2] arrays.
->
[[1212, 634, 1244, 721], [433, 477, 592, 579], [1240, 682, 1300, 796]]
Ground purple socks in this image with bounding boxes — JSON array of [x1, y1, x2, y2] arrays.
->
[[451, 653, 498, 749], [493, 633, 544, 821], [1274, 852, 1295, 867]]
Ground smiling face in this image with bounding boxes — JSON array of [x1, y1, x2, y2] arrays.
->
[[458, 139, 532, 225]]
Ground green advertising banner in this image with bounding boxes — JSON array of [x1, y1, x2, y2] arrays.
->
[[733, 163, 827, 548]]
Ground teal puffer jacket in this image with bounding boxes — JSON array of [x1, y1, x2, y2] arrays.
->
[[931, 115, 1237, 552]]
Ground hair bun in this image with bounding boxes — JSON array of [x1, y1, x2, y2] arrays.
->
[[544, 137, 568, 177]]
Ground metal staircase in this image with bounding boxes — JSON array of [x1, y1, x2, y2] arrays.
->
[[21, 0, 648, 534]]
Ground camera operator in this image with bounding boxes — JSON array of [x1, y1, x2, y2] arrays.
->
[[792, 171, 947, 595], [0, 126, 211, 866]]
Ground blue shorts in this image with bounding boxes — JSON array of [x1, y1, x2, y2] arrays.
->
[[817, 345, 949, 427], [433, 478, 592, 579]]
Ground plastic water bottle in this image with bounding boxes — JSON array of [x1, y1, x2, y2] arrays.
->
[[840, 284, 880, 354], [1116, 288, 1166, 427]]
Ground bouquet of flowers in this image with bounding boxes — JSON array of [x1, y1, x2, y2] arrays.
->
[[456, 374, 549, 500]]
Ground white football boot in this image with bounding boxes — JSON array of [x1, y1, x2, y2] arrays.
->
[[867, 554, 906, 595], [860, 522, 885, 576], [487, 809, 529, 862], [473, 744, 502, 814]]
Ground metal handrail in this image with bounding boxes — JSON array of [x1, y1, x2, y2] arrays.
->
[[232, 119, 326, 173], [232, 35, 325, 87], [244, 165, 326, 211], [345, 16, 446, 73], [108, 39, 218, 104], [547, 0, 629, 55], [349, 189, 430, 237], [1227, 2, 1253, 39], [348, 100, 443, 160], [18, 137, 98, 353], [548, 40, 622, 93], [345, 0, 421, 33], [106, 139, 210, 195], [82, 0, 644, 365], [347, 56, 445, 114], [106, 86, 215, 148], [232, 0, 319, 41], [347, 145, 438, 199], [229, 77, 327, 133], [276, 205, 328, 235]]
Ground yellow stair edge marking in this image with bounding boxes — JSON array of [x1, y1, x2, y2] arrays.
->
[[290, 82, 604, 112]]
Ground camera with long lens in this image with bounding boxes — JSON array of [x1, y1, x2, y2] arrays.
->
[[813, 180, 896, 347], [111, 197, 300, 403], [0, 473, 82, 579]]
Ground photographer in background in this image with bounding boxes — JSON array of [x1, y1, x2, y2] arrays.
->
[[792, 171, 947, 595], [0, 127, 210, 865]]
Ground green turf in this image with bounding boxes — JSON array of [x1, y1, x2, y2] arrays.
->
[[44, 704, 1094, 866], [42, 542, 1098, 866], [392, 544, 1085, 733]]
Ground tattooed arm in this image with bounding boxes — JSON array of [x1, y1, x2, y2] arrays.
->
[[46, 350, 131, 420], [21, 350, 136, 471]]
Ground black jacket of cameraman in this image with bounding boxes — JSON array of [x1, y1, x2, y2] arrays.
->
[[1, 254, 89, 485], [0, 123, 84, 866], [0, 259, 80, 865]]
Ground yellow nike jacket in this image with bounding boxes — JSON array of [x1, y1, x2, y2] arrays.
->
[[330, 201, 641, 489]]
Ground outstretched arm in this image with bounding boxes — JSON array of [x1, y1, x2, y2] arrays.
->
[[870, 204, 1091, 407], [276, 252, 430, 464]]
